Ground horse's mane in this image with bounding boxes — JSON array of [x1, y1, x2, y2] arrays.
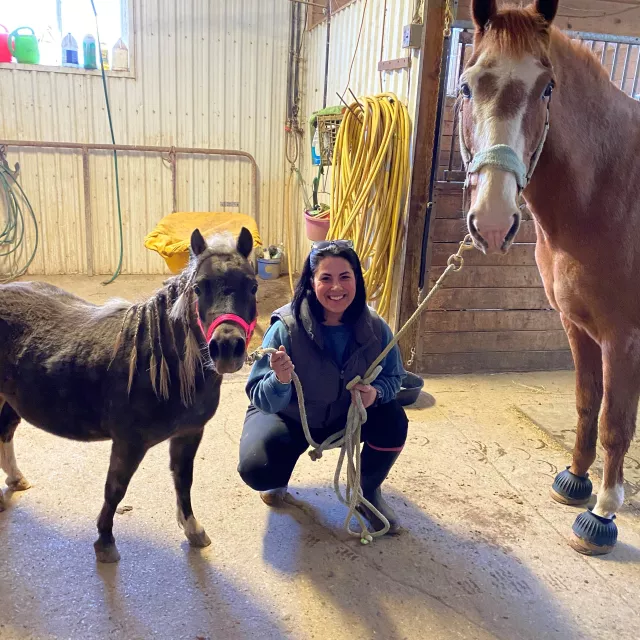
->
[[111, 232, 239, 407], [473, 5, 551, 58], [470, 4, 620, 92]]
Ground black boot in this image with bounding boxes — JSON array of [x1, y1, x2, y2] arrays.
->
[[357, 444, 402, 534]]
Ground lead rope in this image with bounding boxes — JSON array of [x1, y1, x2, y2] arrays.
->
[[246, 235, 475, 543]]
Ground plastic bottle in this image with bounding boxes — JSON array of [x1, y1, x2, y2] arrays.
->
[[111, 38, 129, 71], [310, 125, 321, 166], [38, 25, 59, 66], [61, 32, 79, 67], [82, 34, 97, 69], [100, 42, 109, 70]]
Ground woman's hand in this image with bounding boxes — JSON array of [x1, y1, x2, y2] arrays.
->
[[270, 346, 294, 384], [350, 383, 378, 409]]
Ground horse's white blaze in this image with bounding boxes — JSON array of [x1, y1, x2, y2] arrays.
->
[[0, 441, 23, 484], [593, 483, 624, 519], [463, 54, 547, 239]]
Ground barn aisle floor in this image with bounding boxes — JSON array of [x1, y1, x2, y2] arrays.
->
[[1, 275, 639, 640]]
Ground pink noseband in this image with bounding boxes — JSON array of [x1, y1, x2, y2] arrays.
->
[[196, 304, 257, 345]]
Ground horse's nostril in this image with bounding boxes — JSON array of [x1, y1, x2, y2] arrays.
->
[[467, 213, 488, 250], [208, 340, 219, 361], [232, 337, 245, 360], [504, 213, 521, 245]]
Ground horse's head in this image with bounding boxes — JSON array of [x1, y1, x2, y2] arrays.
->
[[459, 0, 558, 253], [190, 226, 257, 374]]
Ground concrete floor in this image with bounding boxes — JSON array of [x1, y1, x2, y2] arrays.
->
[[1, 275, 640, 640]]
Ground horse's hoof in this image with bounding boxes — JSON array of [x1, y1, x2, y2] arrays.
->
[[569, 509, 617, 556], [6, 476, 31, 491], [550, 467, 592, 506], [187, 529, 211, 548], [94, 541, 121, 563]]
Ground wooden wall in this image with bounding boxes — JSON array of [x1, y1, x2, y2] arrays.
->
[[417, 180, 573, 374], [308, 1, 357, 30]]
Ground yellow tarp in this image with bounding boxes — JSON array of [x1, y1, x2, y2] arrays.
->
[[144, 211, 262, 273]]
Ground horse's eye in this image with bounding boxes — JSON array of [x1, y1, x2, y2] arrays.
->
[[251, 284, 258, 295], [193, 284, 201, 296], [460, 83, 472, 99], [543, 81, 554, 98]]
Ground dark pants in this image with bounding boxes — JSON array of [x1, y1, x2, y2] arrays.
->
[[238, 400, 409, 492]]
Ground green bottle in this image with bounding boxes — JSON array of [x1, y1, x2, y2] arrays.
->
[[83, 34, 97, 70]]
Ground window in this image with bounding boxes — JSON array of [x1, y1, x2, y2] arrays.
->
[[2, 0, 130, 72]]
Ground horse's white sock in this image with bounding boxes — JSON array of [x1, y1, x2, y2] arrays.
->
[[0, 441, 24, 484], [592, 483, 624, 519]]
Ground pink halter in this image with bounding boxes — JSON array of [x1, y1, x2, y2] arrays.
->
[[196, 304, 257, 345]]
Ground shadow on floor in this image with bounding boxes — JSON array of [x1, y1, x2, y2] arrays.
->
[[0, 505, 288, 640], [261, 487, 588, 640]]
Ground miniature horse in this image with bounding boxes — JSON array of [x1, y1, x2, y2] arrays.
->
[[0, 227, 257, 562], [459, 0, 640, 554]]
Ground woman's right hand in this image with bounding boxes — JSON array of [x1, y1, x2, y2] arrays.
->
[[270, 346, 294, 384]]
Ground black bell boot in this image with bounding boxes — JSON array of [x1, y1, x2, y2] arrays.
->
[[356, 444, 403, 534]]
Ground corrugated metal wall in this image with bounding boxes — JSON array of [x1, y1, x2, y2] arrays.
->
[[304, 0, 421, 114], [0, 0, 289, 275], [290, 0, 422, 311]]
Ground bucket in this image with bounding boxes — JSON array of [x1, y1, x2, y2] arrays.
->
[[0, 25, 11, 63], [257, 257, 281, 280], [9, 27, 40, 64], [304, 211, 330, 241]]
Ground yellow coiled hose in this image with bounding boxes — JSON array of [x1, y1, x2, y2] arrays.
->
[[328, 93, 411, 319]]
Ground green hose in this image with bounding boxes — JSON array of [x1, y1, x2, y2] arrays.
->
[[91, 0, 124, 285], [0, 162, 39, 283]]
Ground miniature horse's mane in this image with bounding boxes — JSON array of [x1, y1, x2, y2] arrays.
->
[[111, 233, 240, 407]]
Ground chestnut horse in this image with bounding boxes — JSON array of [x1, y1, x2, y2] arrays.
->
[[459, 0, 640, 554], [0, 228, 257, 562]]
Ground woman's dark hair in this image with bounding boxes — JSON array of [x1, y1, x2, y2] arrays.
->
[[292, 244, 367, 324]]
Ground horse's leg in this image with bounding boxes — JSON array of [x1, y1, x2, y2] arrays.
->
[[94, 439, 147, 563], [0, 400, 30, 492], [170, 428, 211, 548], [569, 338, 639, 555], [551, 319, 602, 505]]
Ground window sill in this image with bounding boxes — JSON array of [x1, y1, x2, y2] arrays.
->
[[0, 62, 135, 79]]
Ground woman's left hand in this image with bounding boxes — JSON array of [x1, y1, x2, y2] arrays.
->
[[350, 383, 378, 409]]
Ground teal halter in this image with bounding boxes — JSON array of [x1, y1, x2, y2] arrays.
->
[[466, 144, 528, 190], [459, 96, 551, 195]]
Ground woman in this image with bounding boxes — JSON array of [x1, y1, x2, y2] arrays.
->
[[238, 240, 408, 533]]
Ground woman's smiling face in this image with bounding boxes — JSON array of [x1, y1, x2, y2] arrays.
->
[[312, 256, 356, 323]]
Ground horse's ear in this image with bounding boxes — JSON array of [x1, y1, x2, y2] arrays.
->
[[535, 0, 558, 24], [472, 0, 497, 31], [190, 228, 207, 257], [236, 227, 253, 259]]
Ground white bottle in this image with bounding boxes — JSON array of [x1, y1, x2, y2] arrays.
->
[[39, 25, 60, 66], [111, 38, 129, 71], [61, 32, 79, 67]]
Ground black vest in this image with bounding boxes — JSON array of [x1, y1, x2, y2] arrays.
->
[[272, 300, 384, 430]]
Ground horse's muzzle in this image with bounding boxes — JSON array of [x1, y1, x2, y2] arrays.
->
[[467, 212, 521, 254], [209, 325, 247, 374]]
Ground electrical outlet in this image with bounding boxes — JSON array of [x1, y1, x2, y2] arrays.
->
[[402, 24, 423, 49]]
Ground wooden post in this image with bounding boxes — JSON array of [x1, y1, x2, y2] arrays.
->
[[397, 0, 448, 370]]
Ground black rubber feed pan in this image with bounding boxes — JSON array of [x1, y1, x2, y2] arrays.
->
[[396, 372, 424, 406]]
